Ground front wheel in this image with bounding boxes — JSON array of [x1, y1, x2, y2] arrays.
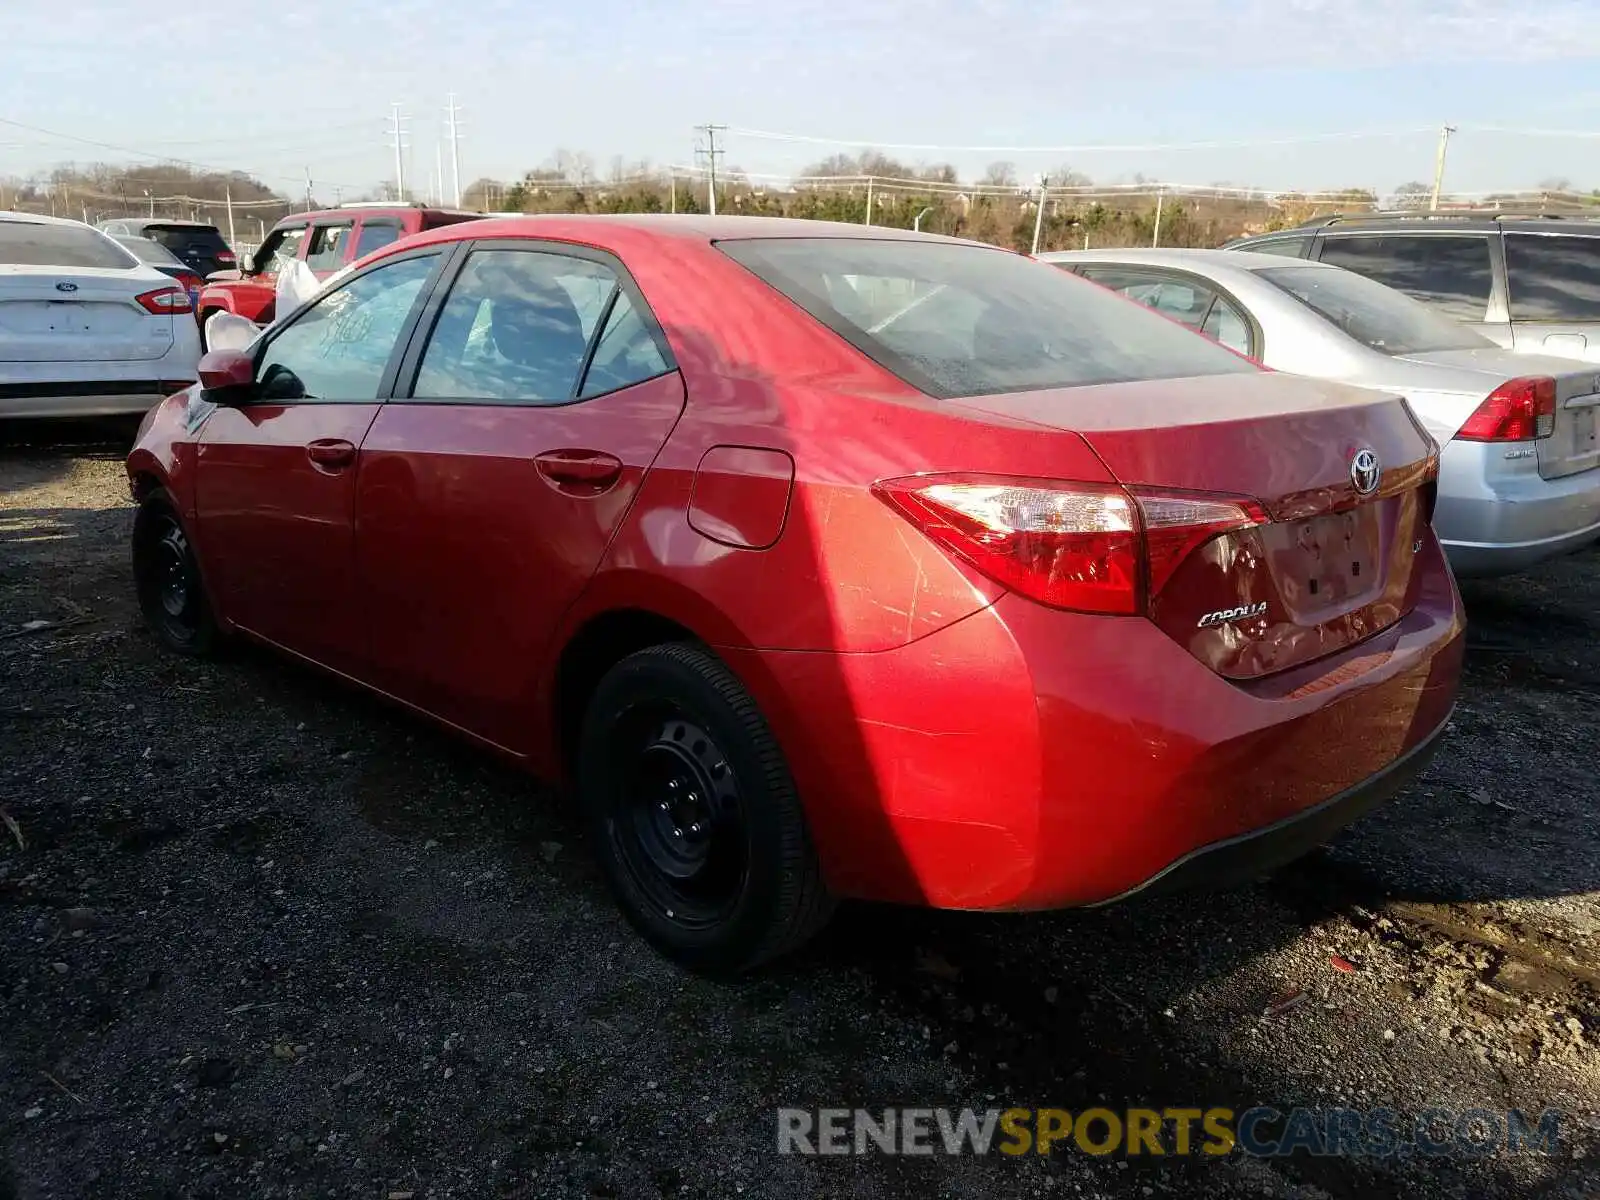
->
[[578, 643, 834, 974], [132, 490, 218, 656]]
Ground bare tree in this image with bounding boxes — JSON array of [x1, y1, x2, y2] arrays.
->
[[981, 161, 1018, 187]]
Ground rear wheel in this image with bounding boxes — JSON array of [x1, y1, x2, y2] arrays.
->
[[132, 490, 217, 656], [578, 643, 834, 974]]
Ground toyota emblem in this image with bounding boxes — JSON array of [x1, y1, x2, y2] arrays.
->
[[54, 281, 78, 293], [1349, 447, 1381, 495]]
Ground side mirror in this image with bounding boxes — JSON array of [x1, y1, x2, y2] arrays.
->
[[197, 349, 254, 396]]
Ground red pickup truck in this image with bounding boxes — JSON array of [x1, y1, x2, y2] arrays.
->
[[195, 203, 484, 341]]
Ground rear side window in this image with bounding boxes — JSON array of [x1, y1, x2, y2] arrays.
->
[[718, 238, 1256, 398], [414, 249, 619, 403], [1504, 235, 1600, 322], [306, 223, 353, 270], [0, 221, 137, 269], [1077, 267, 1218, 331], [1316, 235, 1492, 321], [113, 236, 185, 267], [354, 221, 401, 259]]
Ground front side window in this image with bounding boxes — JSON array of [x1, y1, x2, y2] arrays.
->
[[1257, 264, 1491, 356], [254, 254, 437, 402], [256, 226, 307, 275], [414, 249, 622, 403], [1316, 234, 1493, 321], [1077, 267, 1218, 331], [1504, 234, 1600, 322], [719, 238, 1257, 398], [306, 223, 353, 270]]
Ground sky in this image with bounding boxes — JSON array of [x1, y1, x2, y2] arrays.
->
[[6, 0, 1600, 201]]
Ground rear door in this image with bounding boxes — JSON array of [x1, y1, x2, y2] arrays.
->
[[1315, 232, 1505, 345], [352, 239, 684, 749], [1503, 232, 1600, 361], [193, 247, 446, 675]]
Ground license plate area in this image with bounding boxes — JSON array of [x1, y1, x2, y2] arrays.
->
[[1259, 503, 1387, 616]]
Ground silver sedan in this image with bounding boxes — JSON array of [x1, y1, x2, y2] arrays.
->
[[1039, 248, 1600, 578]]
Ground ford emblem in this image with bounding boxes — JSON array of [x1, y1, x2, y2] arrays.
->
[[54, 281, 78, 293], [1349, 447, 1381, 495]]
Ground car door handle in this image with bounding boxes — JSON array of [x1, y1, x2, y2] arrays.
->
[[534, 449, 624, 490], [306, 438, 358, 471]]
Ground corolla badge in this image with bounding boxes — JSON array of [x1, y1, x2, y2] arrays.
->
[[1197, 601, 1268, 629], [1349, 447, 1381, 495], [54, 281, 78, 293]]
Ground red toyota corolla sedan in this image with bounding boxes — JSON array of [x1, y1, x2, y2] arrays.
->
[[126, 215, 1465, 973]]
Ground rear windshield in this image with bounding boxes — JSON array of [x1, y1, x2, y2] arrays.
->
[[0, 220, 137, 269], [717, 237, 1258, 398], [113, 235, 185, 266], [143, 224, 229, 253], [1255, 264, 1491, 356]]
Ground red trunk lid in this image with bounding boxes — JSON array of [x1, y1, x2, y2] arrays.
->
[[951, 372, 1440, 680]]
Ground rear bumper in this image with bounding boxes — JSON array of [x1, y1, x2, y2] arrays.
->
[[726, 541, 1465, 911], [1436, 443, 1600, 577], [1095, 707, 1450, 904]]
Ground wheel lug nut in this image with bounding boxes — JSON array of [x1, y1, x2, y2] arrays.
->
[[689, 823, 701, 834], [672, 828, 682, 838], [659, 801, 670, 813]]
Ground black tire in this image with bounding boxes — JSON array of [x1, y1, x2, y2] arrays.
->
[[578, 642, 835, 974], [132, 489, 218, 656]]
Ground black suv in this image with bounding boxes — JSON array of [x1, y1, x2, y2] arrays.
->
[[1226, 211, 1600, 363], [96, 218, 237, 278]]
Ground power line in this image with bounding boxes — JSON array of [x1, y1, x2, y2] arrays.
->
[[0, 114, 369, 191], [726, 125, 1440, 155]]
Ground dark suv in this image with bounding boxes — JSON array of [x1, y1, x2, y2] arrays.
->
[[97, 219, 237, 278], [1226, 212, 1600, 363]]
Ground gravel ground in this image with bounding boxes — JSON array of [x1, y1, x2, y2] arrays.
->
[[1, 420, 1597, 1199]]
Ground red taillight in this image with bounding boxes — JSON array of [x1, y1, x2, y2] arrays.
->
[[135, 286, 193, 315], [872, 474, 1267, 615], [1454, 377, 1556, 442], [177, 273, 203, 291], [216, 250, 236, 263]]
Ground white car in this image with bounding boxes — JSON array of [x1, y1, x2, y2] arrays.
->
[[1, 211, 202, 419]]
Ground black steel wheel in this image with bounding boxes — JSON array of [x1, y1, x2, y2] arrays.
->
[[132, 490, 217, 655], [579, 642, 834, 974]]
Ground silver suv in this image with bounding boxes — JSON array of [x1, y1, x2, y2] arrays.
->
[[1226, 212, 1600, 363]]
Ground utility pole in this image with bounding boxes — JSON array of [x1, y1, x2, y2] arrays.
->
[[695, 123, 725, 216], [225, 186, 236, 246], [1429, 123, 1456, 211], [387, 103, 409, 202], [669, 173, 677, 214], [913, 205, 933, 232], [864, 176, 874, 226], [144, 189, 152, 218], [445, 93, 464, 208], [304, 168, 313, 211], [1152, 188, 1165, 247], [1031, 174, 1049, 254]]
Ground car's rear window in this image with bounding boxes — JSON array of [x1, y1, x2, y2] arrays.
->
[[143, 224, 230, 254], [0, 220, 137, 269], [716, 237, 1258, 398], [113, 235, 185, 267], [1256, 264, 1491, 356]]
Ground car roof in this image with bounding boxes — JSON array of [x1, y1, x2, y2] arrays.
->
[[3, 210, 98, 228], [1041, 246, 1335, 273], [123, 219, 220, 229], [1273, 212, 1600, 236], [397, 212, 992, 249]]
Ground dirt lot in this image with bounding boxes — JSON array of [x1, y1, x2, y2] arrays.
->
[[1, 421, 1597, 1199]]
